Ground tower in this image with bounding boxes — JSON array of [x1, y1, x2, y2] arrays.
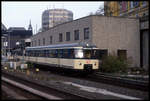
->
[[28, 20, 33, 31], [42, 8, 73, 32]]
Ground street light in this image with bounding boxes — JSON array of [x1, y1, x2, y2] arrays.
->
[[7, 30, 12, 57]]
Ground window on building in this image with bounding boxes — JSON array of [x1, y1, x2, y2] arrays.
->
[[133, 2, 139, 7], [117, 50, 127, 60], [59, 33, 63, 42], [50, 36, 53, 44], [38, 39, 40, 46], [66, 32, 70, 41], [43, 38, 45, 45], [142, 1, 147, 7], [84, 28, 89, 40], [130, 1, 134, 9], [74, 30, 79, 40]]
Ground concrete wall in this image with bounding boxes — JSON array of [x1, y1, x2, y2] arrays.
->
[[142, 30, 149, 70], [31, 16, 93, 46], [92, 16, 140, 67]]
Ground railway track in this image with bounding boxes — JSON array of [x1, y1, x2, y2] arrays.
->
[[2, 68, 148, 100], [22, 63, 149, 92], [81, 72, 149, 92], [2, 72, 90, 100], [2, 82, 43, 100], [37, 66, 149, 92], [31, 64, 149, 92]]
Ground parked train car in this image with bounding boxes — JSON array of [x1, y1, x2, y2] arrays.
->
[[16, 43, 100, 73]]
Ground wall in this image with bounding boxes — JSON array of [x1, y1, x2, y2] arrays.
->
[[92, 16, 140, 67], [31, 16, 93, 46]]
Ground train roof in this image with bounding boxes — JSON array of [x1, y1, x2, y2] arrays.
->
[[26, 43, 98, 50]]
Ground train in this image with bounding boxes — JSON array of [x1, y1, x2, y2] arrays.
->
[[14, 43, 101, 74]]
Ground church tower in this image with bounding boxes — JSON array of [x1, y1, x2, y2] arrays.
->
[[28, 20, 32, 31]]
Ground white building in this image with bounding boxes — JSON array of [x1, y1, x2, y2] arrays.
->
[[42, 9, 73, 31]]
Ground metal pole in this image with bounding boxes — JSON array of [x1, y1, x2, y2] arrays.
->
[[5, 35, 7, 56], [8, 32, 10, 53], [5, 36, 7, 56], [9, 31, 11, 56]]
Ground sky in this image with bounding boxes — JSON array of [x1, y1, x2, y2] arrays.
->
[[2, 1, 104, 34]]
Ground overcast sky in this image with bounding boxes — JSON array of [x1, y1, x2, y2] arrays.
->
[[2, 1, 104, 34]]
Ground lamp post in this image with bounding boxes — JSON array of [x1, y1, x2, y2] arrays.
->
[[7, 30, 12, 57], [20, 40, 25, 63]]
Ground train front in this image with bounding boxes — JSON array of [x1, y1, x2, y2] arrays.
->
[[73, 48, 100, 73]]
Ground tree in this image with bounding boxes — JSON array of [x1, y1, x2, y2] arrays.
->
[[95, 6, 104, 15]]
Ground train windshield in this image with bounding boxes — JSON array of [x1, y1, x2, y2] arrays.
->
[[75, 49, 99, 59]]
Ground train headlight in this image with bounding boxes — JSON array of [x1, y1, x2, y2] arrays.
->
[[79, 63, 82, 65]]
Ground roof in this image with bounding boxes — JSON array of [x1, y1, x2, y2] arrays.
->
[[8, 27, 26, 31], [26, 43, 97, 50], [43, 8, 73, 14], [1, 23, 7, 30]]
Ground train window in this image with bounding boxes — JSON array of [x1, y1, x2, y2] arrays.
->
[[83, 50, 91, 59], [33, 50, 37, 57], [37, 50, 40, 57], [34, 50, 36, 57], [75, 49, 83, 58], [44, 50, 48, 57], [49, 50, 52, 58], [54, 49, 58, 58], [69, 49, 74, 59], [40, 50, 43, 57], [48, 49, 57, 58], [91, 50, 100, 59], [58, 49, 63, 58], [43, 50, 46, 57], [40, 50, 44, 57], [63, 49, 69, 58], [51, 49, 56, 58], [33, 50, 35, 57]]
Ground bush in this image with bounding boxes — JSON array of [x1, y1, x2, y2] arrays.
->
[[100, 54, 131, 73]]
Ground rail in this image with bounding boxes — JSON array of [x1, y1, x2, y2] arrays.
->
[[86, 72, 149, 91], [2, 72, 91, 100]]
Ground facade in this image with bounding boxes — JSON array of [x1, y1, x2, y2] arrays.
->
[[2, 26, 33, 56], [42, 9, 73, 31], [31, 15, 140, 67], [104, 1, 149, 17], [1, 23, 8, 56], [104, 1, 149, 70], [8, 27, 33, 50]]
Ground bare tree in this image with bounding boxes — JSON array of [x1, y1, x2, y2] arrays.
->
[[95, 6, 104, 15], [88, 4, 112, 16]]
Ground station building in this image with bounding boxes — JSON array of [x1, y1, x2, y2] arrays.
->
[[31, 15, 140, 67], [104, 1, 149, 70]]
